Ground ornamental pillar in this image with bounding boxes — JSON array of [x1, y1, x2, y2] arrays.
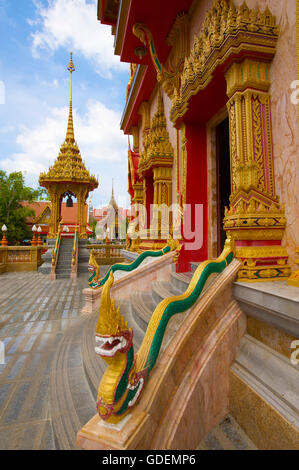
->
[[224, 59, 290, 282], [151, 166, 173, 237], [48, 188, 60, 239], [128, 182, 144, 252], [77, 189, 88, 239], [136, 90, 174, 250]]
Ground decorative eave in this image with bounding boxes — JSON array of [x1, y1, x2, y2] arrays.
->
[[97, 0, 119, 26], [104, 1, 195, 134], [39, 130, 98, 190], [169, 0, 279, 125], [109, 0, 194, 65], [138, 156, 173, 178], [120, 64, 156, 134], [114, 0, 131, 56], [33, 202, 51, 224]]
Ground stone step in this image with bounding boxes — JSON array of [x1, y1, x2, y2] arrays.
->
[[130, 291, 155, 332], [151, 280, 181, 305], [49, 315, 96, 449], [57, 254, 73, 259], [170, 271, 193, 292], [198, 414, 257, 450], [190, 262, 200, 273], [78, 266, 89, 273]]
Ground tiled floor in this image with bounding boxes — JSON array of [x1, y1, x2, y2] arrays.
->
[[0, 271, 88, 450]]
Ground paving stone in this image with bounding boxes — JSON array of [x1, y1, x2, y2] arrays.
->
[[0, 272, 88, 450], [4, 382, 31, 423]]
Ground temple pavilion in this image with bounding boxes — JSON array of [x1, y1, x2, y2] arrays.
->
[[39, 53, 98, 240]]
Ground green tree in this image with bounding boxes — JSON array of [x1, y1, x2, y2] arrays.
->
[[0, 171, 45, 244]]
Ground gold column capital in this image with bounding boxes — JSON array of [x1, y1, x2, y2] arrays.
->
[[225, 59, 272, 99]]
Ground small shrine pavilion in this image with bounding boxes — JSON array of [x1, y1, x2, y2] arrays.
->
[[39, 53, 98, 240]]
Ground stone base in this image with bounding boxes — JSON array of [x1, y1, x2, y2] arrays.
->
[[231, 280, 299, 449], [237, 261, 291, 283], [229, 336, 299, 450], [234, 244, 291, 282]]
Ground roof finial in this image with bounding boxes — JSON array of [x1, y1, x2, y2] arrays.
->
[[109, 178, 118, 212], [66, 52, 75, 143]]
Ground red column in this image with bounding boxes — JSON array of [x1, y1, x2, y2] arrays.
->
[[177, 122, 208, 272]]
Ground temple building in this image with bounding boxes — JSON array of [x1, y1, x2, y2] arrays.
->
[[98, 0, 298, 280], [37, 53, 98, 279], [39, 53, 98, 241], [21, 201, 93, 242], [76, 0, 299, 451]]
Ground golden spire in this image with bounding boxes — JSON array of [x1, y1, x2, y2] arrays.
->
[[66, 52, 75, 143], [39, 52, 98, 191], [109, 179, 118, 212]]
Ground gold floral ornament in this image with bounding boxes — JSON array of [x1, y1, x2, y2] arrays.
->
[[138, 89, 174, 176], [170, 0, 279, 123], [95, 271, 128, 337]]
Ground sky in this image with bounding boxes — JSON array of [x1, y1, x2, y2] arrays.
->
[[0, 0, 131, 209]]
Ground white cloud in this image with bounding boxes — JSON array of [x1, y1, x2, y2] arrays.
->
[[0, 99, 128, 184], [30, 0, 127, 78]]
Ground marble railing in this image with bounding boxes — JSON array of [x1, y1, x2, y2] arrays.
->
[[0, 246, 44, 273], [86, 243, 126, 265]]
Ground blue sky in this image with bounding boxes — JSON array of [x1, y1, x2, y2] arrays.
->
[[0, 0, 131, 208]]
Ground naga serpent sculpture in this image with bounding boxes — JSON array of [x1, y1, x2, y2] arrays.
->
[[94, 238, 234, 424], [88, 238, 181, 289]]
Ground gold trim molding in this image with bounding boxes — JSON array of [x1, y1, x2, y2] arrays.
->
[[170, 0, 279, 124]]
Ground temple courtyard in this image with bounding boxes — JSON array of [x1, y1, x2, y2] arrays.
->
[[0, 271, 257, 450], [0, 271, 91, 449]]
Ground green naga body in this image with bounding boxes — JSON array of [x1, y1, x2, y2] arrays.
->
[[88, 238, 180, 289], [94, 239, 234, 424]]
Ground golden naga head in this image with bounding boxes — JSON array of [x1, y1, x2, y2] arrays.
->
[[88, 249, 100, 279], [95, 271, 133, 358]]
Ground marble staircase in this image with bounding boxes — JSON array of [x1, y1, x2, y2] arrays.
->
[[49, 258, 265, 450], [228, 281, 299, 449], [38, 239, 55, 275], [49, 267, 195, 448], [55, 238, 73, 279], [39, 238, 91, 280]]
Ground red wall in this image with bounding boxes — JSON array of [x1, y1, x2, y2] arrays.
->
[[177, 123, 208, 272]]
